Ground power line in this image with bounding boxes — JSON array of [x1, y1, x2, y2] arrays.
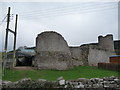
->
[[20, 2, 92, 14], [5, 2, 117, 20], [7, 2, 117, 20], [20, 2, 115, 14], [0, 14, 14, 26], [23, 5, 116, 17], [19, 2, 116, 16], [20, 5, 117, 19], [19, 3, 117, 18], [19, 8, 116, 21], [0, 16, 7, 26]]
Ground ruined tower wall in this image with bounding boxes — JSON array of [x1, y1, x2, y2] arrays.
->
[[36, 32, 71, 54], [87, 34, 115, 66], [35, 31, 73, 70], [88, 34, 115, 66], [98, 34, 114, 51]]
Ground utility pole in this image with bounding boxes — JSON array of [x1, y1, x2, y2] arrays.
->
[[3, 7, 18, 76], [13, 14, 18, 67], [3, 7, 11, 76], [5, 7, 10, 54]]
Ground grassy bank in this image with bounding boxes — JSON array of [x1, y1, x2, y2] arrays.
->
[[2, 66, 119, 82], [0, 52, 2, 60]]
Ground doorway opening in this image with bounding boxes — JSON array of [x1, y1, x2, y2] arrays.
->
[[16, 56, 33, 66]]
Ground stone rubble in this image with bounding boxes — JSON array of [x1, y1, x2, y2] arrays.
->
[[1, 76, 120, 89]]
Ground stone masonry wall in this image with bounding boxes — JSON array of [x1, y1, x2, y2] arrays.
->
[[35, 51, 73, 70], [80, 45, 89, 66], [36, 31, 71, 53], [34, 31, 116, 68], [69, 34, 116, 67], [35, 31, 73, 70], [88, 45, 116, 66], [69, 45, 89, 66], [69, 47, 83, 66], [98, 34, 115, 51]]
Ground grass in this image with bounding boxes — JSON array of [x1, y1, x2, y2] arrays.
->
[[0, 52, 2, 61], [2, 66, 120, 82]]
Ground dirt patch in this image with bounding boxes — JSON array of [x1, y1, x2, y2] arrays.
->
[[13, 66, 35, 70]]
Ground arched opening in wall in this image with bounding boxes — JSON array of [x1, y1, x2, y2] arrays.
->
[[16, 56, 33, 66]]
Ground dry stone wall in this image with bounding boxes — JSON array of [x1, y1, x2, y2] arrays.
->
[[2, 76, 120, 89]]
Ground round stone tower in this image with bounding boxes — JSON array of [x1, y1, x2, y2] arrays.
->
[[34, 31, 73, 70], [98, 34, 114, 51]]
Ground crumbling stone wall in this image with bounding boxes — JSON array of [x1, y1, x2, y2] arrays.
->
[[80, 45, 89, 66], [34, 31, 73, 70], [69, 45, 89, 66], [34, 31, 116, 68], [88, 45, 115, 66], [98, 34, 114, 51], [69, 34, 116, 67], [88, 34, 115, 66], [69, 47, 83, 66], [69, 44, 115, 66]]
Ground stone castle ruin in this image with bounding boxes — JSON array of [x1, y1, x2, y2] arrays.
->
[[69, 35, 115, 67], [34, 31, 116, 70], [34, 31, 73, 70], [98, 34, 114, 51]]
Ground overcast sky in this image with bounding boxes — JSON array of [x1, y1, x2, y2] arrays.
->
[[0, 1, 119, 51]]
